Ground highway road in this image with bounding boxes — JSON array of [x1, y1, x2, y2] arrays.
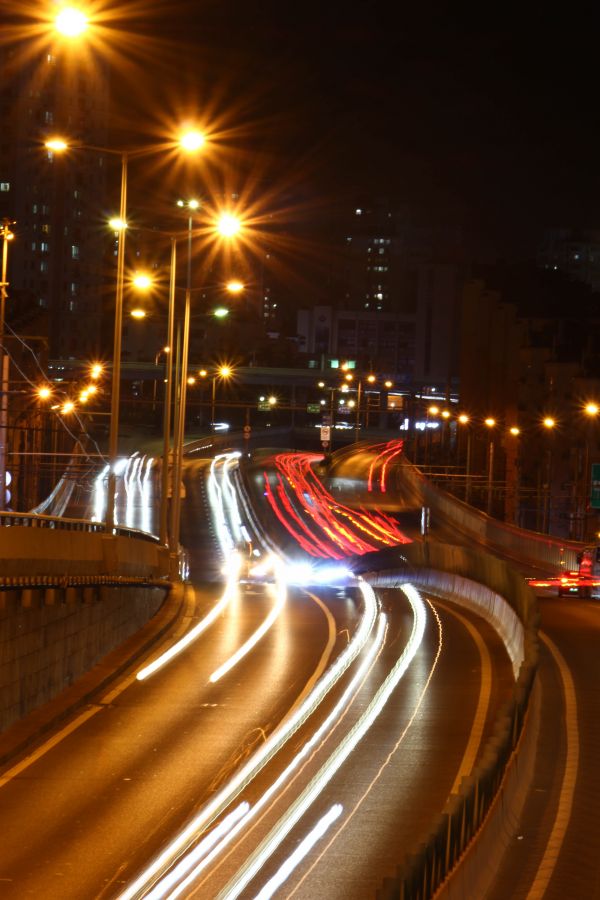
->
[[0, 447, 517, 898]]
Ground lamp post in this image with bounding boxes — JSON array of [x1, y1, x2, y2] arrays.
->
[[168, 208, 241, 576], [457, 414, 471, 503], [44, 131, 204, 532], [169, 200, 198, 564], [211, 366, 232, 424], [581, 403, 599, 540], [485, 417, 496, 516], [542, 416, 555, 534], [0, 220, 15, 510]]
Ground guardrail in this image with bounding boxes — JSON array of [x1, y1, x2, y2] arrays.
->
[[0, 510, 161, 544], [355, 542, 539, 900]]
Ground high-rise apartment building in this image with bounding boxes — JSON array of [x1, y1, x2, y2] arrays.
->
[[0, 44, 109, 359]]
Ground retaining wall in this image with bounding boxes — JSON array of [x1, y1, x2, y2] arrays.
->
[[0, 526, 170, 735], [0, 582, 168, 733]]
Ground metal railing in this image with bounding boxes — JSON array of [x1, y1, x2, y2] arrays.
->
[[0, 510, 161, 544]]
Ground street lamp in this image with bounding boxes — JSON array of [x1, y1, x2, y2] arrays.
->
[[485, 417, 496, 516], [168, 207, 242, 573], [0, 220, 15, 510], [541, 416, 556, 533], [457, 413, 472, 502], [211, 365, 233, 424], [581, 403, 599, 540], [54, 7, 88, 38], [45, 131, 204, 532]]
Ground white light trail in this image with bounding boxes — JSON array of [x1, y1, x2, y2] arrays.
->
[[154, 603, 387, 900], [93, 464, 109, 521], [143, 804, 250, 900], [208, 562, 287, 684], [136, 555, 242, 682], [120, 579, 378, 900], [252, 805, 343, 900], [217, 584, 427, 900]]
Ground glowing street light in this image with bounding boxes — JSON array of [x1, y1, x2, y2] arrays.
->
[[226, 279, 244, 294], [485, 417, 496, 516], [132, 272, 153, 291], [130, 308, 146, 319], [45, 139, 69, 152], [179, 130, 205, 152], [217, 213, 241, 238], [37, 386, 52, 401], [55, 6, 88, 38], [0, 219, 15, 509]]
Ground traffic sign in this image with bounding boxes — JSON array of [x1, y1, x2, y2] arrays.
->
[[243, 425, 251, 437], [320, 425, 331, 443]]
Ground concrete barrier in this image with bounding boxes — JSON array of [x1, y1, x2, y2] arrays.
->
[[0, 528, 169, 578]]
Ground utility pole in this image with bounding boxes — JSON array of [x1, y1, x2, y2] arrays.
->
[[0, 220, 15, 510]]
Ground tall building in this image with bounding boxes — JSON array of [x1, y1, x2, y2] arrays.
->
[[299, 199, 465, 393], [0, 44, 110, 359]]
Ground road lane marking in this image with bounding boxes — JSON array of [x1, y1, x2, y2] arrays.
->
[[526, 630, 579, 900]]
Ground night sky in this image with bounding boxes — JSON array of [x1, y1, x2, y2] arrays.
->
[[8, 2, 599, 259]]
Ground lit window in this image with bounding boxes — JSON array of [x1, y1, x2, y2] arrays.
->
[[0, 183, 9, 192], [31, 242, 36, 251], [41, 223, 50, 233], [355, 208, 362, 215], [39, 297, 46, 307], [70, 282, 78, 294], [40, 261, 48, 272], [40, 242, 49, 253], [71, 244, 79, 259], [44, 110, 53, 124], [32, 203, 38, 214]]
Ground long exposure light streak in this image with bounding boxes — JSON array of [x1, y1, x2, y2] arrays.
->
[[216, 584, 427, 900], [290, 589, 444, 898], [208, 562, 287, 683], [139, 804, 250, 900], [154, 608, 388, 900], [252, 804, 343, 900], [120, 579, 378, 900], [135, 555, 242, 681]]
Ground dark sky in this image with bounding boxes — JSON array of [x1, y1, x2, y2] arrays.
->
[[110, 1, 600, 257]]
